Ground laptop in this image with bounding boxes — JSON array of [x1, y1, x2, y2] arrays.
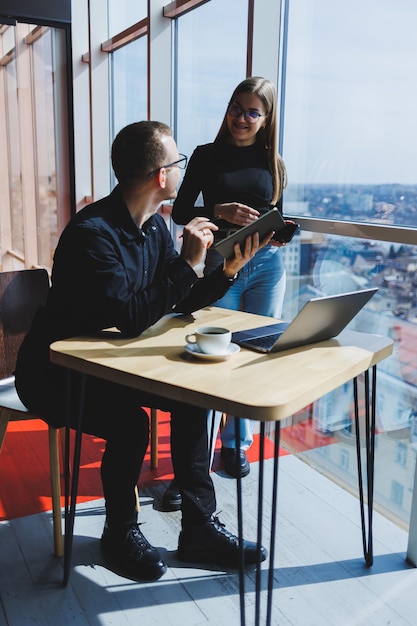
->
[[232, 288, 378, 353]]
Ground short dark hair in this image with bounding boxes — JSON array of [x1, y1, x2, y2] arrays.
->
[[111, 121, 172, 184]]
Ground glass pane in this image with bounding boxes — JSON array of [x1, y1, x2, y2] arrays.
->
[[173, 0, 248, 247], [279, 231, 417, 528], [175, 0, 248, 160], [32, 28, 58, 268], [111, 36, 147, 136], [4, 42, 24, 255], [282, 0, 417, 229], [108, 0, 147, 38], [0, 22, 70, 270]]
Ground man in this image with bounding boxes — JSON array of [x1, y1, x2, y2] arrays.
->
[[15, 121, 272, 581]]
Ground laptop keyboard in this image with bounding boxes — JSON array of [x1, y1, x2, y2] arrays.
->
[[243, 332, 282, 350]]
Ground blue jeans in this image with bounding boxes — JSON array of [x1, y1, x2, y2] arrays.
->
[[206, 244, 286, 450]]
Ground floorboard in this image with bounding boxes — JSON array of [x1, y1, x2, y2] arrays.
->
[[0, 455, 416, 625]]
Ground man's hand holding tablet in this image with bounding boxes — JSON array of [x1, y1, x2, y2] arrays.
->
[[213, 208, 299, 259]]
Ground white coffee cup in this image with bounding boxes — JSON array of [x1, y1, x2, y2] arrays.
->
[[185, 326, 232, 355]]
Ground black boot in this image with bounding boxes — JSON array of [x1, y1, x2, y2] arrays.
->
[[101, 522, 167, 580], [178, 515, 267, 567]]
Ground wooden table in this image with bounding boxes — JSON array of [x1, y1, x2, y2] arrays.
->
[[50, 306, 393, 625]]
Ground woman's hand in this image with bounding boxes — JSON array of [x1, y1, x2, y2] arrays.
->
[[269, 219, 298, 248], [269, 239, 287, 248], [214, 202, 259, 227], [223, 230, 274, 277]]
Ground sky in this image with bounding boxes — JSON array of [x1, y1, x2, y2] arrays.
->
[[283, 0, 417, 185], [109, 0, 417, 187]]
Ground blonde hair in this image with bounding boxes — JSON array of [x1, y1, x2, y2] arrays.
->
[[214, 77, 287, 205]]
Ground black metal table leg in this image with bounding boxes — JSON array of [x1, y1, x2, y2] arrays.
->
[[266, 422, 281, 626], [235, 417, 281, 626], [236, 364, 376, 623], [353, 365, 377, 567], [255, 421, 265, 626], [234, 417, 246, 626], [63, 370, 86, 587]]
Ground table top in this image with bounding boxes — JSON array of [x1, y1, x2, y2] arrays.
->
[[50, 306, 393, 422]]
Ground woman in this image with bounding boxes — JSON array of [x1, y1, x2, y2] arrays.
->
[[170, 76, 288, 490]]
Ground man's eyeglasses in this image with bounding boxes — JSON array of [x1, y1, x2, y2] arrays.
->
[[227, 102, 265, 124], [148, 154, 188, 177]]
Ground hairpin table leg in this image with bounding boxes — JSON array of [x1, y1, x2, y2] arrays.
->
[[353, 365, 377, 567]]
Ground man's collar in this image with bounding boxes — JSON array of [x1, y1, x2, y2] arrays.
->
[[110, 186, 157, 242]]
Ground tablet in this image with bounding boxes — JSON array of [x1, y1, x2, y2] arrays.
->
[[213, 208, 287, 259]]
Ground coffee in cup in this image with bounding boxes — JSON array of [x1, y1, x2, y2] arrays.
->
[[185, 326, 232, 355]]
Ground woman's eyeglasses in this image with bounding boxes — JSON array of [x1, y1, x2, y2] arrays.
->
[[227, 103, 265, 124]]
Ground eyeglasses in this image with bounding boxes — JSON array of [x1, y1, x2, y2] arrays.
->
[[227, 102, 265, 124], [148, 154, 188, 177], [162, 154, 188, 170]]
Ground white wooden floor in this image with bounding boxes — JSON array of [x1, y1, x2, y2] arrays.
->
[[1, 455, 416, 626]]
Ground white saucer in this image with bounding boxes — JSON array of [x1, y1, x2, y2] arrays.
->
[[184, 342, 240, 361]]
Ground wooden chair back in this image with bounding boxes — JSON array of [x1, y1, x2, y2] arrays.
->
[[0, 269, 49, 379]]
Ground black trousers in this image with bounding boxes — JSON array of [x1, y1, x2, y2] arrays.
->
[[16, 362, 217, 530]]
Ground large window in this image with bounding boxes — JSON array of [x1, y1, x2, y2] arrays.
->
[[280, 230, 417, 527], [0, 22, 70, 270], [278, 0, 417, 530], [282, 0, 417, 228]]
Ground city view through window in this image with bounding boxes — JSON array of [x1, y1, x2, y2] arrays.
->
[[273, 0, 417, 528], [280, 197, 417, 528]]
